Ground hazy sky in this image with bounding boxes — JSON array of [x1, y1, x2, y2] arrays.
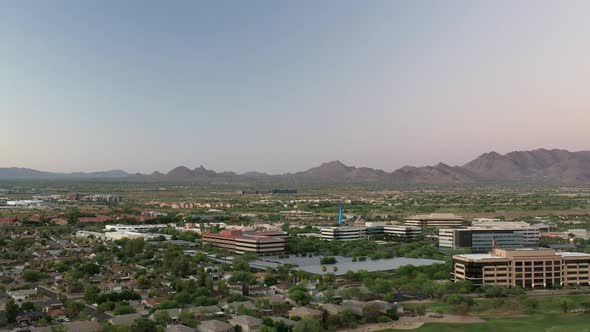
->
[[2, 1, 590, 174]]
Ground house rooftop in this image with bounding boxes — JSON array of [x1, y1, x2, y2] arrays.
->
[[229, 315, 263, 326], [197, 320, 233, 332]]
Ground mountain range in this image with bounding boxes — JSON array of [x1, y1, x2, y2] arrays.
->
[[1, 149, 590, 184]]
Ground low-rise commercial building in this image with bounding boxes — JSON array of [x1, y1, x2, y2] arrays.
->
[[439, 223, 539, 251], [452, 248, 590, 288], [320, 226, 368, 241], [405, 213, 465, 227], [202, 230, 286, 255], [105, 224, 173, 232], [383, 225, 422, 238]]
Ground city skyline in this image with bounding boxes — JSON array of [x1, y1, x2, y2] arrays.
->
[[2, 1, 590, 174]]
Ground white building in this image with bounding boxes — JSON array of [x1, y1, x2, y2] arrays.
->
[[6, 200, 46, 208], [405, 213, 464, 227], [320, 226, 367, 241], [439, 221, 539, 251], [383, 225, 422, 238], [105, 224, 173, 232]]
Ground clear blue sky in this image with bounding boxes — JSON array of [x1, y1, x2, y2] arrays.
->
[[2, 1, 590, 173]]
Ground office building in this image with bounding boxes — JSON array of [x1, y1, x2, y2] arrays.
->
[[202, 230, 286, 255], [320, 226, 368, 241], [452, 248, 590, 288], [105, 224, 173, 232], [439, 228, 538, 251], [383, 225, 422, 238], [405, 213, 465, 227]]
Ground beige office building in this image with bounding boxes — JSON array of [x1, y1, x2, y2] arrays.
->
[[452, 248, 590, 288], [202, 230, 286, 255]]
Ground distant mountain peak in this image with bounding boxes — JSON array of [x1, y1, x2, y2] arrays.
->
[[2, 148, 589, 184]]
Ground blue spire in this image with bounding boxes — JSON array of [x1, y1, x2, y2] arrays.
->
[[338, 204, 343, 225]]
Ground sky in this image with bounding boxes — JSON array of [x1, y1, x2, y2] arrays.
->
[[2, 1, 590, 174]]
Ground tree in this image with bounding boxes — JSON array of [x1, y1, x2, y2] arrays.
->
[[333, 266, 338, 273], [293, 317, 322, 332], [84, 285, 101, 304], [21, 301, 36, 312], [561, 299, 570, 313], [131, 318, 157, 332], [362, 303, 382, 323], [6, 299, 19, 323], [259, 326, 277, 332], [288, 285, 311, 306], [524, 298, 539, 313], [137, 275, 151, 289], [113, 305, 136, 315], [153, 310, 172, 326], [81, 263, 100, 276], [320, 257, 337, 265], [23, 270, 47, 282], [178, 311, 198, 328], [386, 307, 399, 321]]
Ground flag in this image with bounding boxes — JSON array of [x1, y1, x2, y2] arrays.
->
[[492, 235, 498, 249]]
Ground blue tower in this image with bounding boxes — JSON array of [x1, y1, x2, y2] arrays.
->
[[338, 204, 343, 225]]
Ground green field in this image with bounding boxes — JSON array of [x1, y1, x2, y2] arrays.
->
[[378, 314, 590, 332], [381, 295, 590, 332], [402, 314, 590, 332]]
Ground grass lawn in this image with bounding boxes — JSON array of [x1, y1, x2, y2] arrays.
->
[[383, 294, 590, 332], [379, 313, 590, 332], [420, 314, 587, 332]]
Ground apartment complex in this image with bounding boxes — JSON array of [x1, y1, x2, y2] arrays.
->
[[405, 213, 465, 227], [202, 230, 286, 255], [439, 227, 539, 251], [452, 248, 590, 288]]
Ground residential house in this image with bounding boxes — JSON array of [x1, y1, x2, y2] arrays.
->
[[8, 288, 37, 302], [228, 315, 263, 332], [142, 296, 168, 309], [189, 305, 224, 320], [108, 313, 143, 326], [165, 325, 195, 332], [63, 320, 102, 332], [269, 283, 291, 295], [16, 311, 43, 327], [150, 308, 182, 323], [224, 301, 256, 315], [288, 307, 323, 319], [46, 309, 70, 320], [269, 316, 296, 329], [196, 320, 233, 332]]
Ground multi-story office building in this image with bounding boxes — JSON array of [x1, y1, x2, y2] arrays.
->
[[320, 226, 368, 241], [471, 220, 540, 247], [202, 230, 286, 255], [405, 213, 465, 227], [105, 224, 173, 232], [452, 248, 590, 288], [439, 225, 539, 251], [383, 225, 422, 238]]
